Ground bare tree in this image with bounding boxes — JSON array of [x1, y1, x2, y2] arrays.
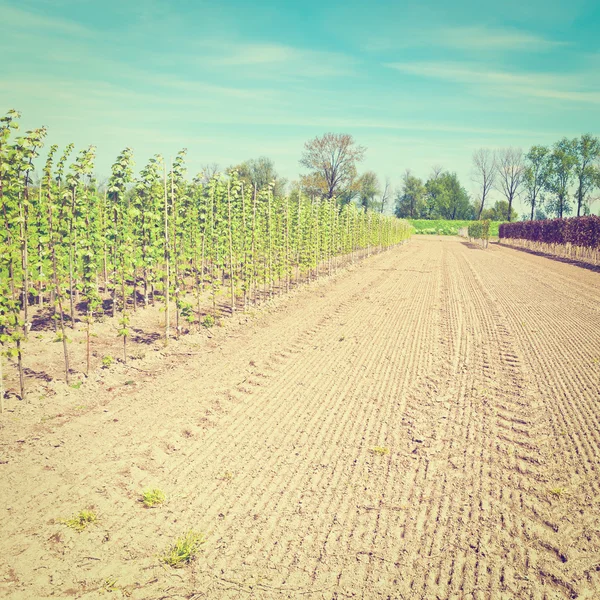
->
[[299, 133, 365, 199], [430, 164, 444, 181], [379, 177, 390, 213], [200, 163, 220, 184], [496, 148, 524, 222], [472, 149, 496, 219]]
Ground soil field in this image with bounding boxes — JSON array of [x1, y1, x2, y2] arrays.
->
[[1, 236, 600, 599]]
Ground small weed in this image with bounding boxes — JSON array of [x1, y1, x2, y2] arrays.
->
[[371, 446, 390, 456], [70, 381, 83, 390], [102, 355, 114, 368], [548, 487, 568, 498], [62, 509, 97, 532], [141, 488, 166, 508], [102, 577, 119, 592], [74, 404, 86, 410], [124, 380, 135, 386], [201, 315, 215, 328], [219, 471, 233, 481], [161, 531, 205, 567]]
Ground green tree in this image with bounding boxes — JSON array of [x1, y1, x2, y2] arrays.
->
[[573, 134, 600, 216], [422, 171, 471, 220], [523, 145, 549, 221], [395, 170, 425, 218], [357, 171, 380, 213], [481, 200, 518, 221], [435, 172, 472, 220], [234, 156, 286, 198], [545, 138, 577, 218]]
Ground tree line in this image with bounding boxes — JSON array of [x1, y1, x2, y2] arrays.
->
[[296, 132, 600, 223], [396, 135, 600, 222]]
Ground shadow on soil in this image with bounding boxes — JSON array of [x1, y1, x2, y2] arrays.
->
[[23, 367, 53, 382], [460, 241, 486, 250], [497, 243, 600, 274]]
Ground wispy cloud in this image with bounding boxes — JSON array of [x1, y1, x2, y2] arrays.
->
[[364, 25, 566, 53], [0, 3, 91, 36], [189, 41, 357, 79], [387, 61, 600, 104], [435, 26, 567, 51]]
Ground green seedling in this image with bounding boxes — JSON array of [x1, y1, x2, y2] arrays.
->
[[102, 355, 114, 368], [141, 488, 165, 508], [371, 446, 390, 456], [62, 509, 97, 531], [161, 531, 205, 567], [202, 315, 215, 328]]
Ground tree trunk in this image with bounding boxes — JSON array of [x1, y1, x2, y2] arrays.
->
[[16, 338, 25, 400]]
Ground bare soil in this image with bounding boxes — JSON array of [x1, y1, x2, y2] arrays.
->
[[1, 236, 600, 599]]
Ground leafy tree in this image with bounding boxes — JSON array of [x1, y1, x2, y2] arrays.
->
[[299, 133, 365, 200], [435, 172, 472, 220], [573, 134, 600, 216], [395, 171, 425, 218], [234, 156, 286, 198], [545, 138, 577, 218], [481, 200, 518, 222], [523, 145, 549, 221], [357, 171, 380, 213], [421, 171, 471, 220]]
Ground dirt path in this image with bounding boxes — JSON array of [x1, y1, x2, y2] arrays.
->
[[1, 236, 599, 599]]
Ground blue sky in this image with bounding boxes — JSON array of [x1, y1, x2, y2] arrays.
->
[[1, 0, 599, 214]]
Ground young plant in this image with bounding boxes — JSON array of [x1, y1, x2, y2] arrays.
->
[[62, 509, 97, 532], [118, 312, 130, 364], [161, 531, 205, 567], [141, 488, 166, 507]]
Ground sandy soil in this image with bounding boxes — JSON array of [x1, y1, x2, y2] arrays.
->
[[1, 236, 600, 599]]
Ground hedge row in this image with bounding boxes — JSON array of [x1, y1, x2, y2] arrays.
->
[[499, 216, 600, 249], [468, 220, 490, 241]]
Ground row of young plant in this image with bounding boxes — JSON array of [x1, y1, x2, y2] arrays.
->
[[0, 110, 411, 406]]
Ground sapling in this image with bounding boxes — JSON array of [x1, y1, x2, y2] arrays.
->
[[118, 312, 129, 364]]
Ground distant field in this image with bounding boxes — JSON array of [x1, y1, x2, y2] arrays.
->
[[409, 219, 503, 237]]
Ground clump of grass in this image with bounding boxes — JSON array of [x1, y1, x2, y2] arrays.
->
[[141, 488, 166, 508], [548, 487, 568, 498], [62, 509, 97, 532], [70, 381, 83, 389], [161, 531, 205, 567], [371, 446, 390, 456], [201, 315, 215, 328]]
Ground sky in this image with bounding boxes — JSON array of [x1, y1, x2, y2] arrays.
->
[[1, 0, 599, 215]]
